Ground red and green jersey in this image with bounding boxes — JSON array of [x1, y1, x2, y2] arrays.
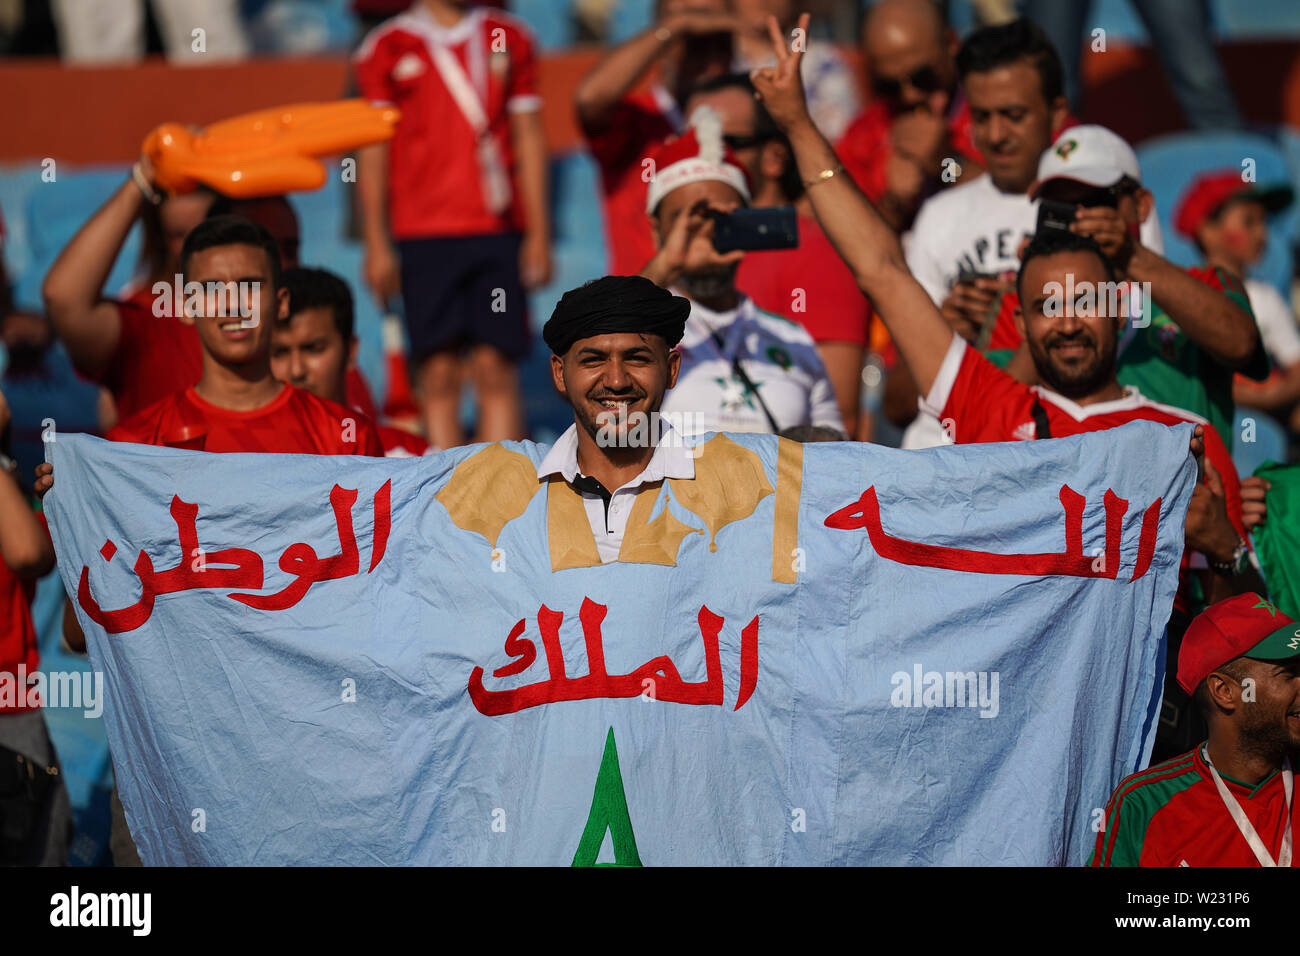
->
[[1089, 745, 1296, 866], [1116, 266, 1268, 449]]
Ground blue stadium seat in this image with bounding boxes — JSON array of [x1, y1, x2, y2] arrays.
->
[[609, 0, 655, 44], [1232, 406, 1289, 477], [509, 0, 576, 49], [15, 166, 143, 311], [551, 150, 606, 245], [1135, 130, 1298, 295]]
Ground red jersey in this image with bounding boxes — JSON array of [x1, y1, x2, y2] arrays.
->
[[1091, 746, 1297, 866], [0, 515, 45, 715], [922, 335, 1247, 600], [353, 5, 540, 239], [346, 367, 379, 421], [735, 215, 873, 348], [108, 385, 385, 456], [99, 298, 203, 420], [378, 423, 431, 457], [836, 95, 981, 206], [583, 86, 681, 276]]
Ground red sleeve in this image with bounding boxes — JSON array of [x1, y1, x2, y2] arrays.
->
[[1202, 424, 1247, 544], [925, 338, 1037, 444], [97, 299, 143, 391], [353, 30, 397, 104], [505, 22, 538, 106], [583, 96, 663, 174]]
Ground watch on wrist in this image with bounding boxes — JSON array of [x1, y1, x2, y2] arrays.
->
[[1210, 537, 1249, 576]]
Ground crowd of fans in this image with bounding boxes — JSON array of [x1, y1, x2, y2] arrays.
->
[[1, 0, 1297, 868]]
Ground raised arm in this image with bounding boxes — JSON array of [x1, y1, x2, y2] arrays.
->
[[1071, 208, 1260, 369], [749, 15, 954, 396], [0, 391, 54, 578], [40, 164, 155, 377], [574, 9, 738, 132], [510, 108, 553, 289]]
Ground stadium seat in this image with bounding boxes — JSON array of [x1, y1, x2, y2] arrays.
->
[[509, 0, 577, 49], [609, 0, 655, 44], [1136, 130, 1298, 295], [1232, 406, 1289, 478], [15, 166, 143, 311]]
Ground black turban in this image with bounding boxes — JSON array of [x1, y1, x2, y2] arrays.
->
[[542, 275, 690, 356]]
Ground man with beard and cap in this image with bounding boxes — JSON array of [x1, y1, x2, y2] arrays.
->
[[749, 12, 1260, 613], [1091, 593, 1299, 867], [538, 274, 694, 563], [638, 106, 842, 438]]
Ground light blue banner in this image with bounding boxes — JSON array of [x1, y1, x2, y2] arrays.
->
[[45, 422, 1195, 865]]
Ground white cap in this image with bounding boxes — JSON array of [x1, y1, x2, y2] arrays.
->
[[1030, 125, 1142, 198]]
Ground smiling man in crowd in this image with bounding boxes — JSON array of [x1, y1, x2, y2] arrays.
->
[[539, 275, 694, 563]]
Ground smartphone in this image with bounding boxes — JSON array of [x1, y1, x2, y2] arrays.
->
[[1035, 198, 1079, 236], [710, 207, 799, 253], [953, 268, 1008, 352], [955, 267, 999, 285]]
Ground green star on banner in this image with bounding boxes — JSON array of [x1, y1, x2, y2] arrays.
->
[[572, 728, 642, 867]]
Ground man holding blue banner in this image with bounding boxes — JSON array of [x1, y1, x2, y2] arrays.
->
[[539, 274, 693, 561], [42, 320, 1202, 865], [36, 19, 1210, 867]]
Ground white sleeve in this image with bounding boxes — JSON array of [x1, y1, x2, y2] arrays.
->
[[917, 332, 966, 419], [800, 340, 846, 433], [1248, 281, 1300, 367], [903, 200, 949, 306]]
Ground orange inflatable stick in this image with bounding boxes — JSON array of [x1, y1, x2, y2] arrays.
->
[[144, 99, 400, 198]]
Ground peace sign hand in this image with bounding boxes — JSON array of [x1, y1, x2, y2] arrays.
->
[[749, 12, 812, 134]]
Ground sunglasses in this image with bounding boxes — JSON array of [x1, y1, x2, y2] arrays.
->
[[871, 64, 943, 102], [723, 133, 767, 152]]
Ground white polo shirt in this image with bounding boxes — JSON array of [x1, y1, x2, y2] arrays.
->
[[660, 294, 844, 435], [536, 422, 696, 563]]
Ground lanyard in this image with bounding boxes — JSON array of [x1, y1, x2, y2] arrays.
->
[[694, 309, 781, 434], [1202, 747, 1292, 867]]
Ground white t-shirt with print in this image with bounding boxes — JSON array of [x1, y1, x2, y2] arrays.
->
[[661, 295, 844, 436]]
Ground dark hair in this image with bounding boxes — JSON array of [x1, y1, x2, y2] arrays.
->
[[205, 192, 297, 223], [179, 214, 282, 289], [778, 425, 848, 443], [686, 72, 804, 202], [1016, 228, 1115, 299], [956, 17, 1064, 104], [280, 266, 355, 341], [137, 185, 217, 283]]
